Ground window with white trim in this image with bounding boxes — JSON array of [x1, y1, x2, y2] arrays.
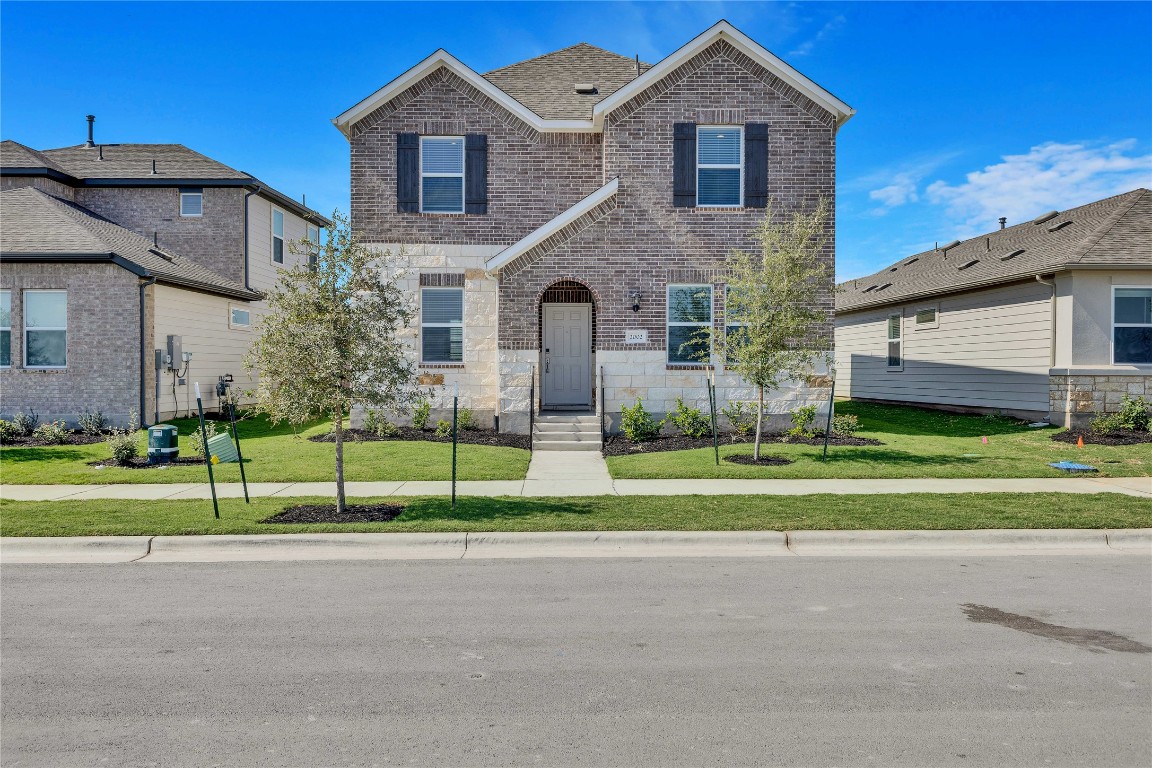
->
[[697, 126, 743, 207], [230, 306, 251, 330], [180, 188, 203, 217], [887, 312, 902, 369], [914, 305, 939, 329], [1113, 286, 1152, 364], [307, 225, 320, 267], [667, 284, 712, 364], [420, 136, 465, 214], [272, 208, 285, 263], [0, 290, 10, 368], [24, 290, 67, 368], [421, 288, 463, 363], [724, 285, 749, 365]]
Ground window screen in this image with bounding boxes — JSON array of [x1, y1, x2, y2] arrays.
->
[[421, 288, 464, 363], [421, 137, 465, 214], [697, 127, 742, 207]]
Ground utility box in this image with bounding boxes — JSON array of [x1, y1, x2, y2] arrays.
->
[[147, 425, 179, 464], [206, 432, 238, 464], [166, 335, 182, 370]]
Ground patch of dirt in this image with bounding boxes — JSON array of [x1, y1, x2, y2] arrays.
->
[[961, 603, 1151, 654], [310, 427, 530, 450], [2, 433, 107, 447], [1051, 430, 1152, 446], [88, 456, 206, 469], [722, 454, 795, 466], [262, 504, 406, 524], [601, 432, 881, 456]]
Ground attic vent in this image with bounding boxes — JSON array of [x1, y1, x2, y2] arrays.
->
[[877, 283, 893, 291], [939, 240, 961, 252], [958, 259, 979, 270], [1032, 210, 1059, 225], [862, 284, 879, 293], [1047, 220, 1072, 232], [574, 83, 597, 94], [149, 248, 174, 262], [904, 257, 920, 266], [1000, 249, 1025, 261], [889, 267, 898, 272]]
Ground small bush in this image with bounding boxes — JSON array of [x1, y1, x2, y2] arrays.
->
[[412, 400, 431, 431], [77, 409, 108, 436], [457, 407, 477, 431], [188, 420, 223, 458], [434, 419, 453, 439], [667, 397, 710, 439], [12, 410, 38, 436], [721, 401, 757, 436], [32, 420, 70, 444], [375, 420, 400, 437], [621, 398, 664, 443], [1092, 395, 1151, 434], [785, 404, 819, 441], [830, 413, 860, 437], [362, 409, 381, 434], [0, 420, 19, 442], [106, 410, 140, 465]]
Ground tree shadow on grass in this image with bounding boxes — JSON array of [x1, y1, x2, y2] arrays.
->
[[838, 401, 1044, 438], [0, 446, 91, 463], [398, 497, 596, 523]]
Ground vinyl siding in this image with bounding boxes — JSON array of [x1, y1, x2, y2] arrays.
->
[[247, 195, 314, 292], [835, 280, 1053, 414]]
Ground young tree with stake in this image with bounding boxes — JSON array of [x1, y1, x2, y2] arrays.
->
[[245, 212, 419, 513]]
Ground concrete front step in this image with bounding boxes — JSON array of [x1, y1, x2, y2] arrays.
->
[[534, 422, 601, 434], [535, 413, 598, 424], [533, 440, 603, 451], [533, 431, 601, 442]]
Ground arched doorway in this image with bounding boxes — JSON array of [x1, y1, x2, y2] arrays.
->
[[539, 279, 596, 409]]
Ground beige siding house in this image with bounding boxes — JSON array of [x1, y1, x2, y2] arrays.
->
[[835, 189, 1151, 427]]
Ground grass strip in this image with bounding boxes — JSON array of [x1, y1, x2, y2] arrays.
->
[[2, 493, 1149, 537]]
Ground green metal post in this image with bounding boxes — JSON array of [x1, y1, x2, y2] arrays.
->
[[709, 376, 719, 466], [227, 401, 250, 504], [821, 377, 837, 462], [194, 383, 220, 519], [451, 387, 459, 509]]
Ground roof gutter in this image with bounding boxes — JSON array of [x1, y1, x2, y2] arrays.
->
[[139, 276, 157, 427]]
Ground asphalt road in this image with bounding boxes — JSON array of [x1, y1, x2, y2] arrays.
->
[[3, 555, 1150, 767]]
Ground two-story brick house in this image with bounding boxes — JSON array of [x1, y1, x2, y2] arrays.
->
[[0, 128, 329, 426], [335, 20, 854, 437]]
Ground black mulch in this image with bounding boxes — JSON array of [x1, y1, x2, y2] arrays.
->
[[88, 456, 206, 469], [722, 454, 795, 466], [310, 427, 531, 450], [601, 432, 882, 456], [262, 504, 406, 524], [1051, 430, 1152, 446], [2, 433, 107, 447]]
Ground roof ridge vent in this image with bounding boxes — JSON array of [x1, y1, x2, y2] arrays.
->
[[958, 259, 979, 270], [1032, 210, 1059, 224], [862, 284, 878, 293], [149, 247, 174, 262], [574, 83, 597, 94], [904, 257, 920, 265], [1046, 220, 1072, 232], [1000, 248, 1025, 261], [939, 239, 961, 252]]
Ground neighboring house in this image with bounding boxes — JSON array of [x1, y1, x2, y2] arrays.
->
[[0, 130, 330, 426], [334, 20, 854, 436], [835, 189, 1151, 427]]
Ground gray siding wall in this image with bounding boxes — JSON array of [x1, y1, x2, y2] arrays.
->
[[835, 279, 1053, 416]]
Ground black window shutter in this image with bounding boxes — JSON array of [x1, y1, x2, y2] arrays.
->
[[465, 134, 488, 215], [396, 133, 419, 213], [744, 123, 769, 209], [672, 122, 697, 208]]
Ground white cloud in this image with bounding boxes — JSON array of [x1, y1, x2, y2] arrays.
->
[[868, 172, 920, 212], [788, 14, 845, 57], [925, 140, 1152, 231]]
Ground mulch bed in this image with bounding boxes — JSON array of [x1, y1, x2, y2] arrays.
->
[[2, 433, 107, 447], [722, 454, 795, 466], [262, 504, 406, 524], [1051, 431, 1152, 446], [310, 426, 531, 450], [88, 456, 206, 469], [601, 432, 881, 456]]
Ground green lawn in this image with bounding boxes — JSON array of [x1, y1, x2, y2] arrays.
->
[[607, 401, 1152, 480], [0, 415, 530, 484], [2, 493, 1150, 537]]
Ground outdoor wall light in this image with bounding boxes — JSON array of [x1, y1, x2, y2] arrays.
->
[[630, 290, 642, 313]]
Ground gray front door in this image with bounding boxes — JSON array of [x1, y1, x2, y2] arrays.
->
[[543, 303, 592, 407]]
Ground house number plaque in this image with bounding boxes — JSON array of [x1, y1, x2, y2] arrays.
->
[[625, 329, 648, 344]]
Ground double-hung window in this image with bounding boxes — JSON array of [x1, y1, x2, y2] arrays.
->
[[724, 286, 749, 365], [24, 290, 67, 368], [697, 126, 743, 207], [421, 288, 464, 363], [420, 136, 465, 214], [180, 188, 203, 217], [272, 209, 285, 264], [307, 225, 320, 267], [1113, 287, 1152, 364], [667, 284, 712, 364], [887, 312, 903, 369], [0, 290, 10, 367]]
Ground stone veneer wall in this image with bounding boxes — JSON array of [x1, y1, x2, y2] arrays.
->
[[1049, 372, 1151, 428]]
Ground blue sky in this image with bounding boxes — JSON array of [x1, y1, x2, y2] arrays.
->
[[3, 1, 1150, 280]]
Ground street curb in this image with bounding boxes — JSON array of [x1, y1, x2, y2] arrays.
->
[[2, 529, 1149, 564]]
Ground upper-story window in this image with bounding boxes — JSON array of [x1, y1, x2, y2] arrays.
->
[[420, 136, 465, 214], [24, 290, 67, 369], [307, 225, 320, 267], [272, 208, 285, 263], [1114, 286, 1152, 364], [697, 127, 743, 207], [180, 188, 203, 217], [0, 290, 10, 368]]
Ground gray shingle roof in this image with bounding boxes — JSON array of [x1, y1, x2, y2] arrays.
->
[[0, 139, 70, 173], [837, 189, 1151, 312], [483, 43, 652, 120], [1, 187, 259, 299], [40, 143, 250, 180]]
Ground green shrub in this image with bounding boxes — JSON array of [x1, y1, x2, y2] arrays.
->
[[412, 400, 431, 431], [32, 420, 70, 445], [12, 410, 38, 436], [457, 407, 477, 431], [667, 397, 710, 439], [0, 420, 19, 442], [830, 413, 860, 437], [106, 410, 140, 465], [77, 409, 108, 436], [720, 401, 757, 436], [434, 419, 453, 439], [1092, 396, 1150, 434], [785, 404, 819, 441], [362, 408, 381, 434], [375, 420, 401, 437], [621, 398, 664, 442], [188, 420, 223, 458]]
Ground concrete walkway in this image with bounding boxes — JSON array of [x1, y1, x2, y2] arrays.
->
[[1, 475, 1149, 501]]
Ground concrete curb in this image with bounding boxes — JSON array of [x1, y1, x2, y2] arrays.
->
[[2, 529, 1149, 564]]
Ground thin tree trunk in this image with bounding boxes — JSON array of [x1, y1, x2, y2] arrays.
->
[[334, 408, 346, 515], [754, 385, 765, 461]]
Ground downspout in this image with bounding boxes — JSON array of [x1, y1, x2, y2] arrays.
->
[[139, 276, 157, 427], [242, 185, 262, 291], [1035, 275, 1056, 367]]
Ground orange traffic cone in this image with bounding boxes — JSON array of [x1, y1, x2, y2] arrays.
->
[[1076, 435, 1084, 448]]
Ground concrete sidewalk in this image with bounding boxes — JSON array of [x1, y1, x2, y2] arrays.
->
[[1, 475, 1149, 501]]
